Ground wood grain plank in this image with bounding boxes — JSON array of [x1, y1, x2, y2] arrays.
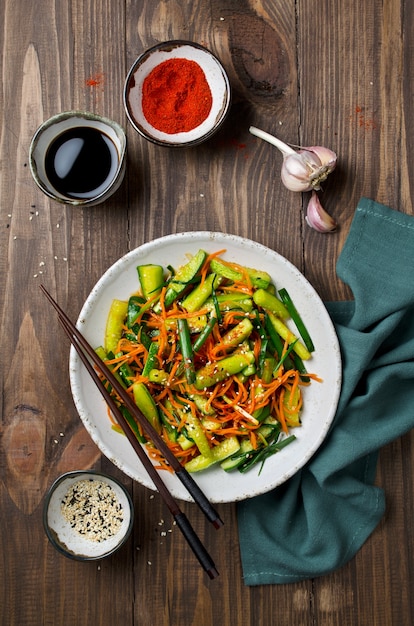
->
[[126, 0, 305, 270], [0, 1, 132, 625], [298, 0, 412, 302], [297, 3, 414, 625]]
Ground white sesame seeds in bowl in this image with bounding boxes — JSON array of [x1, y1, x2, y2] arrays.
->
[[43, 471, 133, 560]]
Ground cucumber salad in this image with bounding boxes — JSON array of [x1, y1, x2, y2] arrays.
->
[[97, 249, 321, 474]]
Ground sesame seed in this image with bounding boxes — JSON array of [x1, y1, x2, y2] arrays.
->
[[61, 479, 124, 542]]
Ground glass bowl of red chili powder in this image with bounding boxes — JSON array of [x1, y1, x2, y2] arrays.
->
[[124, 40, 231, 147]]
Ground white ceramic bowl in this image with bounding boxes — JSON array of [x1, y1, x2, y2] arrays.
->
[[124, 41, 231, 146], [69, 232, 342, 503], [29, 111, 127, 206], [43, 471, 133, 560]]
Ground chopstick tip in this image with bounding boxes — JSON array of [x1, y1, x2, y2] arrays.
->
[[212, 518, 224, 530], [207, 566, 220, 580]]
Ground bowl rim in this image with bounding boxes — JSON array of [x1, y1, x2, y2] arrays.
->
[[43, 469, 134, 560], [123, 39, 232, 147]]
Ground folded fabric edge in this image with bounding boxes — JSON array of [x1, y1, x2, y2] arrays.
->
[[238, 463, 386, 586]]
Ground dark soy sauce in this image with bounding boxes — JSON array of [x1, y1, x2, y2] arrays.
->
[[45, 127, 118, 199]]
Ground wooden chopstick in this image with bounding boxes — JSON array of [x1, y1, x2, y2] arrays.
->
[[39, 285, 223, 530], [56, 313, 219, 580]]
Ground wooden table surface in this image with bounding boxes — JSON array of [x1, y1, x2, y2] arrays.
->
[[1, 1, 413, 624]]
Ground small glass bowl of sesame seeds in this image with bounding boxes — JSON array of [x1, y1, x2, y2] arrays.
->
[[43, 471, 133, 560]]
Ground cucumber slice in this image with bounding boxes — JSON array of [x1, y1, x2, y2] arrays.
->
[[185, 436, 240, 472], [220, 439, 254, 471], [184, 412, 213, 459], [141, 341, 159, 377], [283, 385, 302, 427], [137, 264, 164, 300], [252, 288, 290, 320], [219, 317, 254, 349], [154, 249, 207, 311], [194, 352, 255, 390], [181, 272, 220, 313], [178, 433, 195, 451], [104, 299, 128, 354], [203, 293, 254, 314], [148, 368, 169, 385], [209, 258, 271, 289], [132, 382, 161, 433]]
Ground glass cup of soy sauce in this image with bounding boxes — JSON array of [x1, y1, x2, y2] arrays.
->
[[29, 111, 127, 206]]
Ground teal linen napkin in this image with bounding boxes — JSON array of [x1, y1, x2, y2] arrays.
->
[[237, 198, 414, 585]]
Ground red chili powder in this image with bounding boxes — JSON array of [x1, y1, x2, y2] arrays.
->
[[85, 72, 105, 87], [352, 105, 377, 130], [142, 58, 213, 134]]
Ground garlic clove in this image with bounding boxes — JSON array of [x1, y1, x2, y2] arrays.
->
[[298, 149, 336, 190], [302, 146, 337, 170], [305, 191, 337, 232], [281, 150, 325, 192], [281, 154, 314, 192]]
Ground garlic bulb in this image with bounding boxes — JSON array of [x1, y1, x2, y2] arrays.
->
[[305, 191, 337, 232], [249, 126, 337, 192]]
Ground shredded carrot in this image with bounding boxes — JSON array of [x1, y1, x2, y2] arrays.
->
[[304, 372, 323, 383], [146, 444, 174, 472], [221, 283, 253, 295], [157, 320, 169, 358], [167, 359, 182, 385], [166, 338, 178, 363], [277, 388, 289, 434], [204, 377, 234, 409], [253, 336, 262, 362], [158, 286, 167, 317], [249, 429, 258, 450], [106, 403, 118, 426]]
